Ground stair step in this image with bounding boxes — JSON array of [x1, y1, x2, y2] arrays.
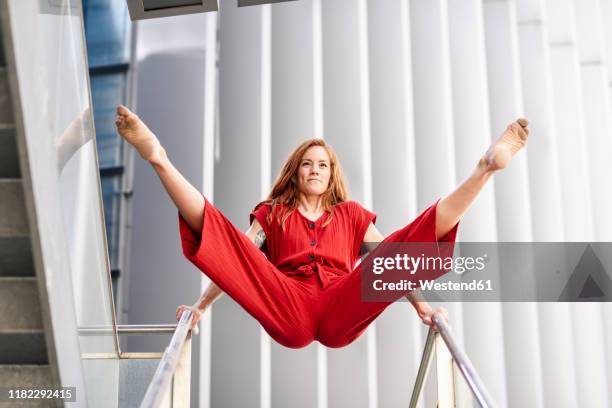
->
[[0, 126, 20, 178], [0, 365, 56, 407], [0, 237, 34, 277], [0, 332, 47, 364], [0, 277, 43, 331], [0, 364, 53, 387], [0, 179, 28, 236], [0, 278, 47, 364], [0, 67, 14, 125]]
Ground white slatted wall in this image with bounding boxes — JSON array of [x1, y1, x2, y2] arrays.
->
[[134, 0, 612, 406]]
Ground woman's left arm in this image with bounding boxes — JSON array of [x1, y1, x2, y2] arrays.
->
[[362, 223, 447, 329]]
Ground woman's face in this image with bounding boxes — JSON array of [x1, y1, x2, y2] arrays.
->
[[297, 146, 331, 197]]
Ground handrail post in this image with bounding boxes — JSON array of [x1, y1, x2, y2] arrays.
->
[[409, 328, 436, 408]]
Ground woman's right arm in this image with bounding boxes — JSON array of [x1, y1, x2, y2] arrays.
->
[[176, 219, 266, 328]]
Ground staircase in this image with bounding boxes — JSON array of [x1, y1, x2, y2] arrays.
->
[[0, 19, 57, 400]]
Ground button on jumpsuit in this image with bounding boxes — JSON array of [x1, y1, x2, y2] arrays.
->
[[179, 198, 459, 349]]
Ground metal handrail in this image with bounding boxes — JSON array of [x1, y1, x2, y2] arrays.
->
[[79, 324, 178, 336], [409, 313, 496, 408], [140, 311, 194, 408], [432, 314, 496, 407]]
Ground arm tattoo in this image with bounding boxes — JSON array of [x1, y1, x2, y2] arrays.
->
[[254, 229, 266, 248], [360, 241, 380, 256]]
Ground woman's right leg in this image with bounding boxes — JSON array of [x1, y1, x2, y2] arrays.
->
[[115, 106, 315, 348], [115, 105, 205, 233]]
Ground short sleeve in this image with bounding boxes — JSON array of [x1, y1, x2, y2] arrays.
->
[[249, 202, 272, 239], [351, 201, 377, 257]]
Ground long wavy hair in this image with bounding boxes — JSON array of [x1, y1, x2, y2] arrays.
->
[[258, 139, 349, 229]]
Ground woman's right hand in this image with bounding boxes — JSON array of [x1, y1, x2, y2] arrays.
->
[[176, 304, 205, 333]]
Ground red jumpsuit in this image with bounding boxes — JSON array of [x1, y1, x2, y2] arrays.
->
[[179, 198, 459, 349]]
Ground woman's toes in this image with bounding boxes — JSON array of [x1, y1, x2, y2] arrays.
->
[[517, 117, 528, 128], [117, 105, 128, 114], [510, 122, 528, 140]]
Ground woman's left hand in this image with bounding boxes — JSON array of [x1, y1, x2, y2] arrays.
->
[[417, 305, 449, 332]]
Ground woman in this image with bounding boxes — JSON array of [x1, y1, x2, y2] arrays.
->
[[115, 105, 528, 348]]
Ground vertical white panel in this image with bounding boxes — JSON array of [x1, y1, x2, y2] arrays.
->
[[445, 0, 496, 353], [409, 0, 456, 207], [538, 1, 584, 405], [515, 1, 564, 241], [605, 0, 612, 80], [482, 2, 537, 407], [199, 12, 218, 408], [321, 0, 374, 407], [447, 0, 497, 242], [321, 0, 371, 204], [312, 0, 324, 139], [312, 2, 327, 406], [574, 0, 612, 241], [367, 1, 422, 407], [260, 6, 272, 408], [512, 1, 568, 407], [409, 1, 466, 406], [214, 1, 265, 406], [546, 22, 601, 401], [482, 0, 532, 242], [571, 1, 612, 407], [269, 2, 319, 407], [544, 0, 593, 241], [601, 3, 612, 399], [446, 1, 503, 405], [270, 0, 316, 172]]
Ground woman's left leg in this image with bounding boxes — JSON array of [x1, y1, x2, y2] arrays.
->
[[316, 200, 459, 348], [435, 118, 529, 238], [316, 118, 530, 348]]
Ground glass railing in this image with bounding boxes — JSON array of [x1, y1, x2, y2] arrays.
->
[[5, 0, 121, 404], [409, 313, 496, 408], [79, 316, 193, 408], [4, 2, 195, 406]]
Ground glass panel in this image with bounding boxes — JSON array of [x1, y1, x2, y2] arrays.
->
[[9, 0, 119, 406], [91, 73, 127, 168], [119, 358, 161, 408], [83, 359, 120, 407], [101, 174, 121, 270], [83, 0, 130, 66]]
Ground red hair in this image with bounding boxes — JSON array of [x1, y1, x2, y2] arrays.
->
[[257, 139, 349, 229]]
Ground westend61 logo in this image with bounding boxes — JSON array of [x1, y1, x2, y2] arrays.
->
[[371, 254, 488, 275]]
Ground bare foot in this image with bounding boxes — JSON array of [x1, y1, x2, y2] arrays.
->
[[115, 105, 164, 162], [483, 118, 529, 172]]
